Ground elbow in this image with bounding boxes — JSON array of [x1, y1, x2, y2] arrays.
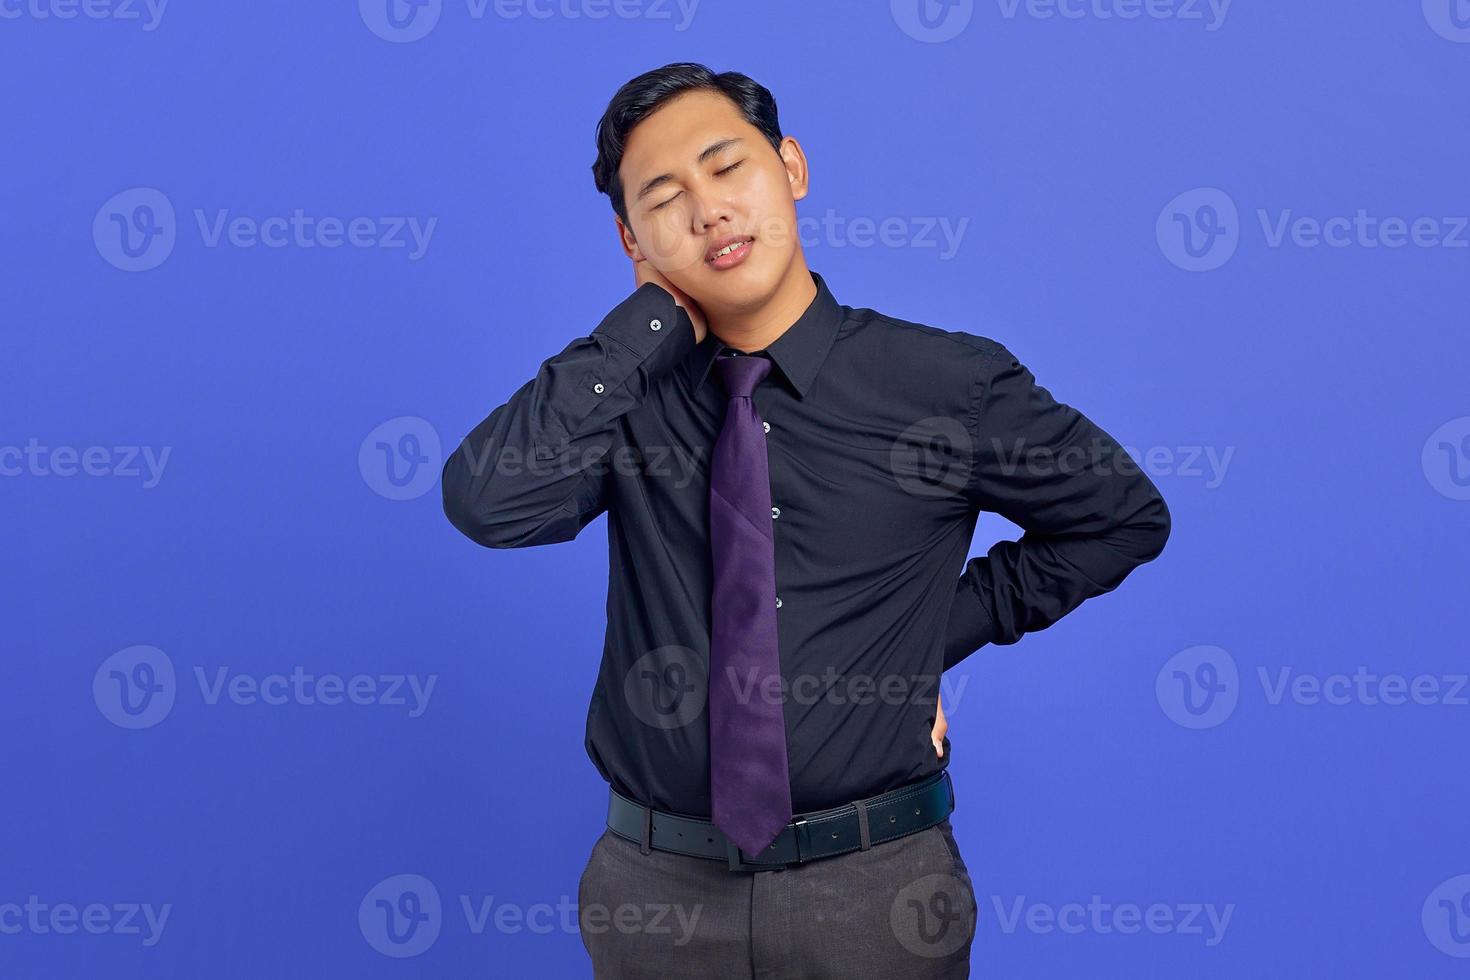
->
[[443, 490, 520, 550], [1138, 491, 1171, 563], [441, 445, 513, 549], [440, 446, 573, 549]]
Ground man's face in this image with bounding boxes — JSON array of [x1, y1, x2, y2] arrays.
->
[[617, 88, 808, 312]]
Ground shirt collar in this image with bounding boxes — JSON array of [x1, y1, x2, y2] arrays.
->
[[689, 270, 842, 400]]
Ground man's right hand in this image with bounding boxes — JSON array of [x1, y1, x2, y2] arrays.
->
[[633, 260, 707, 344]]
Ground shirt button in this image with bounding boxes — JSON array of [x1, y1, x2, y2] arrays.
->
[[775, 597, 783, 609], [771, 506, 781, 519], [593, 382, 605, 394], [762, 421, 770, 433], [650, 318, 661, 331]]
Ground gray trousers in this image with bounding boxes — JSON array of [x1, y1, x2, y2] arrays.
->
[[577, 817, 977, 979]]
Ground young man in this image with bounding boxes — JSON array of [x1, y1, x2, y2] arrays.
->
[[442, 62, 1170, 979]]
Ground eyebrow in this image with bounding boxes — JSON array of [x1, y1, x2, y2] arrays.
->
[[633, 137, 745, 203]]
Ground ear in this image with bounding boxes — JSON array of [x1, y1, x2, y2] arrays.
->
[[616, 215, 644, 261], [779, 136, 810, 203]]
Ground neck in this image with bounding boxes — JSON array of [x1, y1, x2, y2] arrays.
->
[[706, 255, 818, 353]]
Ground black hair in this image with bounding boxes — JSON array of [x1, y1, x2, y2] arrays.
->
[[591, 62, 783, 226]]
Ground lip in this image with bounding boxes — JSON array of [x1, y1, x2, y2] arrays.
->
[[705, 235, 755, 270]]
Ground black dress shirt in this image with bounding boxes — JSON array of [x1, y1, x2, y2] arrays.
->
[[442, 270, 1170, 816]]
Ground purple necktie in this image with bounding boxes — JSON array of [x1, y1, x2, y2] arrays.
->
[[708, 352, 793, 857]]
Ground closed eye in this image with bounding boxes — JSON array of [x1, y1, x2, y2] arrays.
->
[[650, 161, 746, 211]]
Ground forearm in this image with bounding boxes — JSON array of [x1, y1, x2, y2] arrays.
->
[[943, 489, 1170, 670], [442, 283, 694, 548], [942, 342, 1172, 670]]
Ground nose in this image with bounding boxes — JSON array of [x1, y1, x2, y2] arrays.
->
[[689, 181, 736, 235]]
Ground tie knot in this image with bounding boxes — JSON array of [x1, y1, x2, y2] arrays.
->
[[714, 352, 772, 399]]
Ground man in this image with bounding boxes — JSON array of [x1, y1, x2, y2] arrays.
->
[[441, 62, 1170, 979]]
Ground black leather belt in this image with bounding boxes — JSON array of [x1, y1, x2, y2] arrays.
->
[[606, 770, 955, 872]]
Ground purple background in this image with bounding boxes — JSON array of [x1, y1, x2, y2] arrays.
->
[[4, 1, 1468, 976]]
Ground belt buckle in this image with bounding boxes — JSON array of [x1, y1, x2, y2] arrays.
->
[[724, 819, 808, 872]]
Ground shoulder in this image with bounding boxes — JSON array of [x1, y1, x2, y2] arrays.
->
[[839, 303, 1014, 388]]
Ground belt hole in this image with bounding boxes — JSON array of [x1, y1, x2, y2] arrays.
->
[[889, 815, 896, 823], [914, 808, 921, 815]]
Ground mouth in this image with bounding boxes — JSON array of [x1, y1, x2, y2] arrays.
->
[[705, 235, 755, 269]]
